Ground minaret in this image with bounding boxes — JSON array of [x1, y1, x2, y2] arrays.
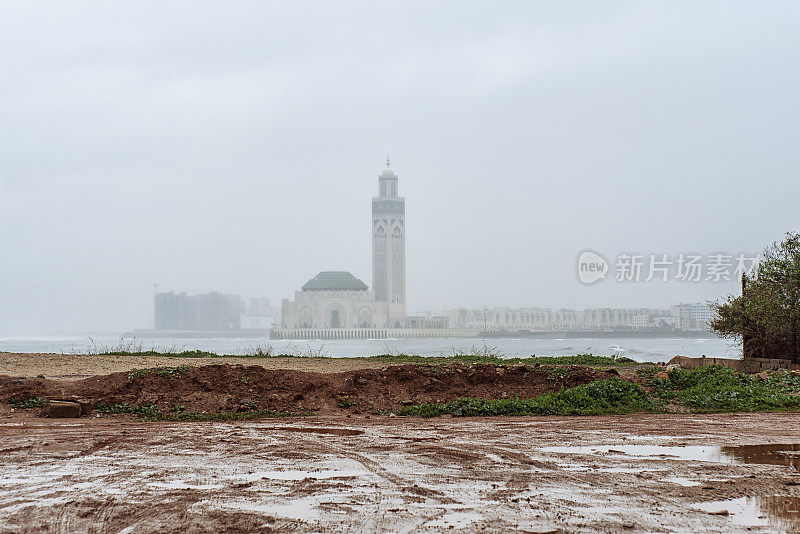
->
[[372, 156, 406, 327]]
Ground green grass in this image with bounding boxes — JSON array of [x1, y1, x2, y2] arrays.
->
[[90, 338, 637, 366], [399, 378, 655, 417]]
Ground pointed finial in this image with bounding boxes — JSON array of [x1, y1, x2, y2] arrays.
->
[[386, 153, 390, 168]]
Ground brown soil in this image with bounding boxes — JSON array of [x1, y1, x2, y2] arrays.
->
[[0, 363, 615, 415], [0, 353, 391, 380]]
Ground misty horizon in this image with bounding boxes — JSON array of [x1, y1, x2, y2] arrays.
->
[[2, 2, 798, 334]]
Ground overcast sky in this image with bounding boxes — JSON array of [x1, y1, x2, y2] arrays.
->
[[1, 1, 798, 333]]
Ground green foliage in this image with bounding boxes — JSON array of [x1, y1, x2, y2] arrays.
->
[[337, 399, 357, 408], [761, 370, 800, 392], [127, 368, 152, 380], [9, 396, 45, 409], [399, 378, 655, 417], [156, 365, 189, 379], [108, 349, 217, 358], [654, 365, 800, 412], [547, 367, 571, 381], [712, 231, 800, 361]]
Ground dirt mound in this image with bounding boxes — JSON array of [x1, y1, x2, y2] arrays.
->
[[0, 363, 617, 416]]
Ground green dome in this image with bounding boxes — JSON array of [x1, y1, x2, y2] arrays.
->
[[301, 271, 369, 291]]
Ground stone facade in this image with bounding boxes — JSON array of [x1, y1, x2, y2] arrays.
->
[[281, 284, 388, 329]]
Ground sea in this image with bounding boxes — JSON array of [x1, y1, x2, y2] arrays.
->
[[0, 334, 740, 363]]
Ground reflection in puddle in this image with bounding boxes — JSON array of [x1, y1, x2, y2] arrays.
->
[[664, 477, 700, 487], [539, 444, 725, 462], [227, 495, 321, 520], [720, 444, 800, 471], [542, 443, 800, 530], [696, 496, 800, 533], [540, 443, 800, 470]]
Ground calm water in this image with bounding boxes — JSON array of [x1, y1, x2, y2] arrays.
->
[[0, 334, 739, 363]]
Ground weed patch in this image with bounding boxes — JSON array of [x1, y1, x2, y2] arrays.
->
[[399, 378, 655, 417], [96, 402, 300, 421], [652, 366, 800, 412], [127, 366, 190, 381], [9, 396, 45, 409]]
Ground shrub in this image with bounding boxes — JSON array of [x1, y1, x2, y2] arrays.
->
[[657, 365, 800, 412]]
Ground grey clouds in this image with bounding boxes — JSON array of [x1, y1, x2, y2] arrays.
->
[[1, 1, 798, 333]]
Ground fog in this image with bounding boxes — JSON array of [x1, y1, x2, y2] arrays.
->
[[1, 1, 798, 334]]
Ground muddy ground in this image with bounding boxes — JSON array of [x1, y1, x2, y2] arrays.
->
[[1, 412, 800, 533], [0, 362, 616, 415], [2, 355, 800, 532]]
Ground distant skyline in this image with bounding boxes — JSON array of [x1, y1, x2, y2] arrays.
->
[[1, 2, 798, 334]]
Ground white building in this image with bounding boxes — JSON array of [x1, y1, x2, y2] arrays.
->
[[670, 303, 713, 330], [280, 271, 388, 328], [281, 159, 407, 330]]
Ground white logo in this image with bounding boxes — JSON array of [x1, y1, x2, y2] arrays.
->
[[577, 250, 609, 284]]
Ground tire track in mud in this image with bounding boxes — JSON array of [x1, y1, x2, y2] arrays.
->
[[285, 428, 456, 504], [73, 436, 121, 458]]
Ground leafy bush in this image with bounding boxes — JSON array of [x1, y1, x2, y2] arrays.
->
[[656, 365, 800, 412], [400, 378, 654, 417]]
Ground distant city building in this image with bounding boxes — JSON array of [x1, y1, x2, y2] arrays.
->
[[242, 297, 275, 330], [406, 313, 449, 329], [444, 307, 579, 331], [670, 303, 714, 331], [154, 291, 243, 331], [445, 305, 701, 332], [154, 292, 196, 330]]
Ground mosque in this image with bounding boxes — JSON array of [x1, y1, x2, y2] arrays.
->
[[278, 159, 407, 332], [274, 160, 466, 340]]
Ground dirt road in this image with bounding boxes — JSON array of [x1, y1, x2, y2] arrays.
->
[[1, 412, 799, 533]]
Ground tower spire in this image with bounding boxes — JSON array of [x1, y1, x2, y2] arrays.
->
[[386, 153, 390, 168]]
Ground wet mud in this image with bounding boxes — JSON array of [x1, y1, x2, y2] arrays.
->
[[1, 412, 800, 532]]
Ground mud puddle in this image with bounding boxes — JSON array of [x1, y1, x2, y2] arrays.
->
[[544, 442, 800, 531], [720, 443, 800, 471], [540, 442, 800, 469], [540, 444, 727, 461], [696, 496, 800, 533]]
